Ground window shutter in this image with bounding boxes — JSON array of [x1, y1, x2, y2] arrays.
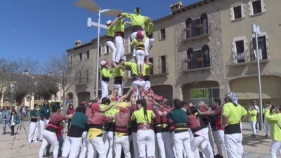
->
[[158, 31, 161, 40], [158, 55, 161, 74], [165, 29, 167, 39], [165, 55, 169, 73]]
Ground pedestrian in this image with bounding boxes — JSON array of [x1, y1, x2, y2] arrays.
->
[[131, 99, 156, 158], [62, 104, 88, 158], [264, 104, 281, 158], [114, 102, 131, 158], [38, 104, 72, 158], [67, 104, 75, 130], [263, 102, 271, 137], [9, 110, 19, 136], [28, 104, 40, 143], [39, 100, 51, 142], [222, 92, 247, 158], [248, 105, 258, 137], [1, 106, 10, 135]]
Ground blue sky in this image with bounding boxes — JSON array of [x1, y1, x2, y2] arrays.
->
[[0, 0, 197, 64]]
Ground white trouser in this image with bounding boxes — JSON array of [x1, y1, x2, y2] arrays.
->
[[103, 131, 114, 158], [212, 130, 225, 156], [264, 120, 270, 136], [191, 135, 212, 158], [91, 136, 107, 158], [173, 131, 194, 158], [114, 135, 131, 158], [208, 125, 215, 153], [62, 136, 82, 158], [224, 133, 245, 158], [130, 32, 137, 41], [250, 121, 257, 135], [114, 36, 124, 62], [144, 81, 151, 91], [113, 84, 122, 97], [132, 132, 139, 158], [137, 129, 155, 158], [131, 80, 146, 100], [189, 130, 200, 158], [87, 136, 98, 158], [101, 81, 109, 99], [106, 41, 117, 62], [39, 130, 59, 158], [170, 132, 177, 157], [39, 119, 49, 141], [144, 37, 150, 55], [270, 140, 281, 158], [201, 127, 214, 157], [156, 132, 174, 158], [134, 50, 145, 65], [79, 131, 88, 158], [28, 122, 38, 143]]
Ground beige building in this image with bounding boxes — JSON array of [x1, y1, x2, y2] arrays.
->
[[66, 0, 281, 106]]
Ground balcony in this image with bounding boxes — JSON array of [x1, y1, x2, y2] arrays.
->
[[181, 24, 211, 42], [229, 52, 248, 66]]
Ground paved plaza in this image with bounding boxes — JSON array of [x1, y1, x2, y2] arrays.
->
[[0, 122, 279, 158]]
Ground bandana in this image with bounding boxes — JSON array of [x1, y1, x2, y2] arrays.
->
[[227, 92, 238, 105]]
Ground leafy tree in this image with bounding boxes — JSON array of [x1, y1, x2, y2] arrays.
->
[[34, 75, 59, 100]]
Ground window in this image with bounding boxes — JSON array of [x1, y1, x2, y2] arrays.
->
[[186, 46, 210, 69], [86, 51, 89, 59], [79, 53, 82, 61], [160, 29, 166, 40], [85, 69, 89, 83], [99, 46, 101, 56], [106, 46, 109, 54], [233, 6, 242, 19], [235, 40, 245, 63], [160, 56, 167, 73], [202, 45, 210, 67], [253, 36, 267, 60], [201, 14, 208, 35], [34, 95, 40, 101], [69, 56, 72, 67], [185, 18, 192, 38], [252, 0, 262, 14], [148, 58, 154, 75], [192, 18, 201, 37], [78, 72, 82, 84]]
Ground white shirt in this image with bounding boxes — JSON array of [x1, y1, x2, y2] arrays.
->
[[254, 105, 260, 113]]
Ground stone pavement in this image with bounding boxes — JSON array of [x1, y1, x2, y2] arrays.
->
[[0, 122, 279, 158]]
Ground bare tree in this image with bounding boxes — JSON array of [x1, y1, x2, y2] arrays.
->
[[43, 53, 85, 112]]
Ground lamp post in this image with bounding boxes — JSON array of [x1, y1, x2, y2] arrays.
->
[[9, 83, 16, 111], [75, 0, 122, 98], [23, 69, 32, 109], [252, 24, 263, 130]]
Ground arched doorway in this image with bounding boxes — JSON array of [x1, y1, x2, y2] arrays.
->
[[182, 81, 220, 105], [77, 92, 90, 106]]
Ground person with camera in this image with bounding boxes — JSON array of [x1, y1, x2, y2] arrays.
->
[[264, 104, 281, 158], [248, 105, 258, 138]]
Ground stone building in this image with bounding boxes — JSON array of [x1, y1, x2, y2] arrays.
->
[[66, 0, 281, 106]]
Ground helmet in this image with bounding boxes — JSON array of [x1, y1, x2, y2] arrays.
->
[[136, 30, 145, 40], [100, 60, 109, 66], [106, 20, 112, 26]]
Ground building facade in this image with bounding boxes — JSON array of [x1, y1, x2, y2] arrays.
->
[[67, 0, 281, 106]]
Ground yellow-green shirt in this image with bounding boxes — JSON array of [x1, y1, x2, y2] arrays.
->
[[106, 25, 115, 37], [144, 22, 153, 35], [131, 107, 154, 124], [248, 110, 258, 122], [100, 103, 119, 122], [222, 102, 247, 124], [114, 67, 124, 77], [124, 62, 138, 76], [143, 64, 151, 76], [115, 18, 125, 32], [265, 110, 281, 142], [101, 67, 112, 80], [121, 13, 148, 27]]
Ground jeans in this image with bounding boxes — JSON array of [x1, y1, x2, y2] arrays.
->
[[2, 120, 9, 133], [46, 134, 64, 156]]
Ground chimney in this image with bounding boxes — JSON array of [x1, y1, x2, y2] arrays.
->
[[75, 40, 82, 47], [170, 1, 184, 15]]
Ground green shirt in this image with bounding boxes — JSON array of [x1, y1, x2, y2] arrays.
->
[[143, 64, 151, 76], [265, 110, 281, 142], [121, 13, 148, 27], [144, 22, 153, 35], [131, 38, 146, 47], [100, 103, 119, 122], [114, 66, 124, 77], [106, 25, 115, 37], [115, 18, 125, 32], [30, 109, 38, 117], [248, 110, 258, 122], [125, 62, 138, 76], [131, 107, 154, 124], [71, 112, 88, 130], [167, 109, 187, 124], [222, 102, 247, 124], [101, 67, 112, 78]]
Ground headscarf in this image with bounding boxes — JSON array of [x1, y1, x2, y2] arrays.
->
[[226, 92, 238, 105]]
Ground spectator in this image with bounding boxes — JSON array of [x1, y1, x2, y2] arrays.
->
[[2, 107, 11, 135]]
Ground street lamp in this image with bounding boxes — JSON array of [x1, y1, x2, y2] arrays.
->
[[9, 83, 16, 110], [75, 0, 122, 98], [252, 24, 263, 130]]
